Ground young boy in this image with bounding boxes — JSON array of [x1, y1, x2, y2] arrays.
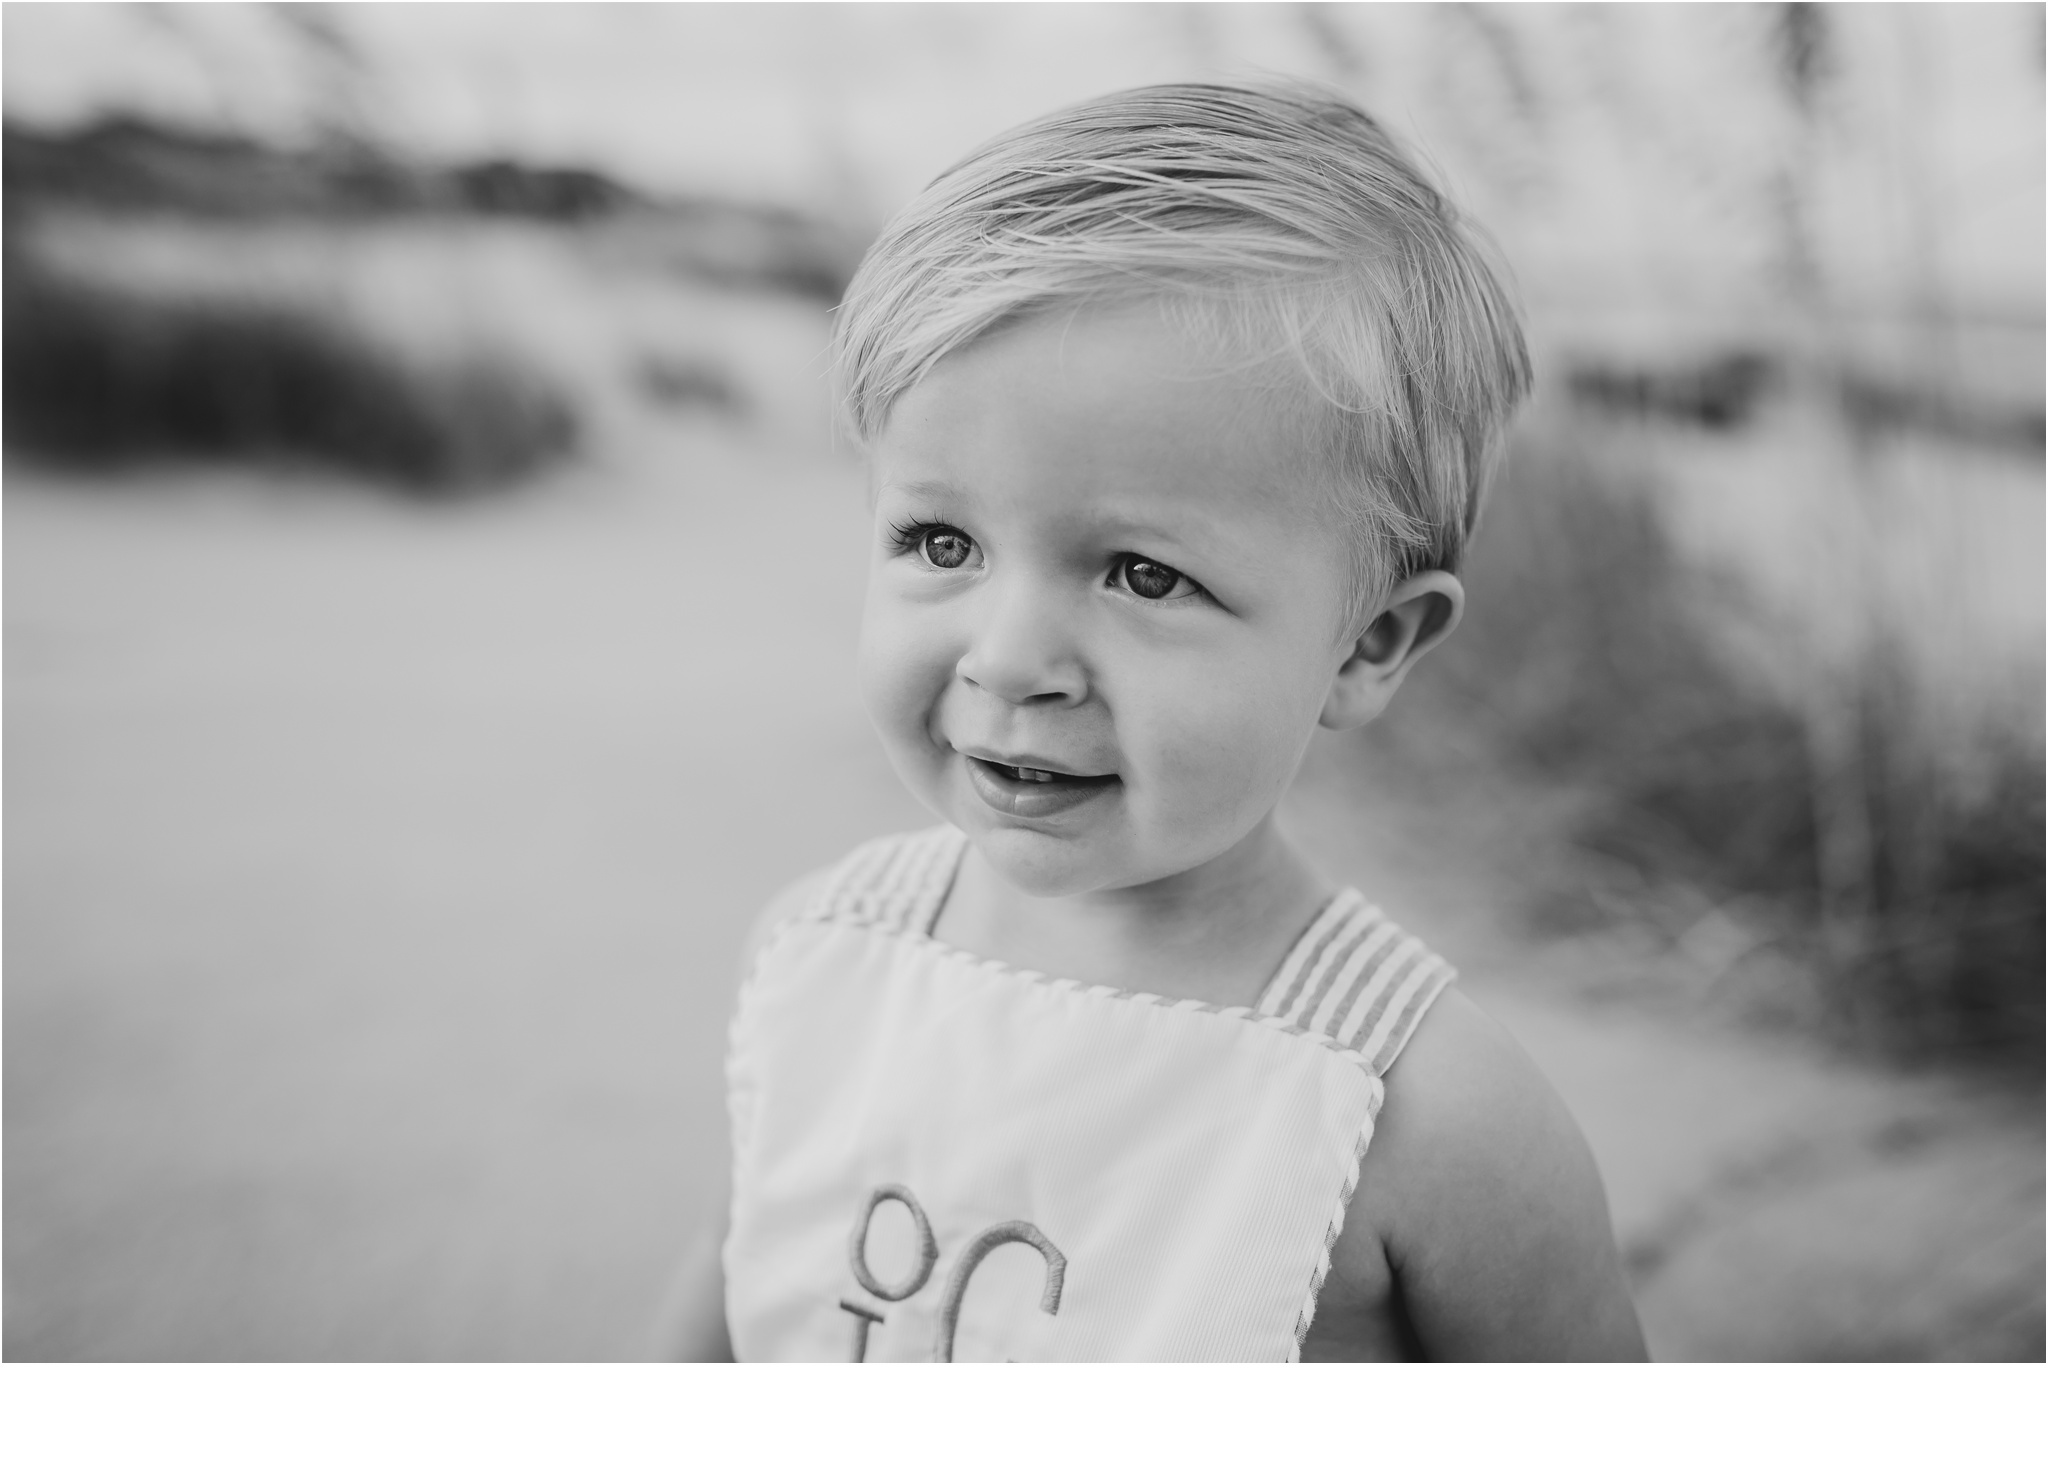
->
[[668, 81, 1646, 1362]]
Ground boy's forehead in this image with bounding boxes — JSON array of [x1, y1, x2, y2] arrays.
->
[[872, 305, 1338, 529]]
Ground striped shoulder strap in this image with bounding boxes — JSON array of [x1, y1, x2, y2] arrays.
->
[[1253, 889, 1457, 1078], [803, 825, 968, 938]]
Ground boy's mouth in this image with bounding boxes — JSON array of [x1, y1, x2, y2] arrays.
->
[[977, 758, 1113, 785], [963, 755, 1119, 818]]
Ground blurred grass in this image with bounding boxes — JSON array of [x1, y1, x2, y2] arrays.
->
[[1382, 416, 2044, 1077], [3, 252, 577, 493], [0, 117, 858, 493], [3, 117, 861, 304]]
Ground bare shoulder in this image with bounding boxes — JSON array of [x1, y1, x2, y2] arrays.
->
[[1367, 986, 1586, 1203], [1336, 985, 1648, 1360]]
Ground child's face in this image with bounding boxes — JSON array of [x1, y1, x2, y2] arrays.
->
[[859, 302, 1359, 898]]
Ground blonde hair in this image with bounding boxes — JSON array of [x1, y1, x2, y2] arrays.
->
[[833, 81, 1532, 624]]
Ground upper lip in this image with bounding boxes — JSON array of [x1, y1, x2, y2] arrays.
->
[[953, 745, 1115, 780]]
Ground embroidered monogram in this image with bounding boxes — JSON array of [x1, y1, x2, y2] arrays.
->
[[849, 1183, 939, 1302], [931, 1220, 1067, 1364], [837, 1184, 1069, 1363], [838, 1299, 886, 1362]]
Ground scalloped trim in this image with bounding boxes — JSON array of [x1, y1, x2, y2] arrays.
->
[[1287, 1087, 1383, 1360], [797, 905, 1388, 1074]]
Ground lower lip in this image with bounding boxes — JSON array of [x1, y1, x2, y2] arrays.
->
[[964, 757, 1120, 819]]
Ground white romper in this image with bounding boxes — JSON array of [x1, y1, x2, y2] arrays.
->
[[724, 825, 1456, 1362]]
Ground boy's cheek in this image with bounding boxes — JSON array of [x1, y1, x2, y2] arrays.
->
[[1126, 680, 1312, 814], [856, 614, 952, 749], [853, 636, 912, 740]]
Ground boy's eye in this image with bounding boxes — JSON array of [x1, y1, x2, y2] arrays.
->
[[1114, 556, 1195, 601], [917, 526, 976, 570]]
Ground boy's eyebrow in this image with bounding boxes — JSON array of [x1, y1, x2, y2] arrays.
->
[[1077, 504, 1252, 559], [881, 478, 966, 504]]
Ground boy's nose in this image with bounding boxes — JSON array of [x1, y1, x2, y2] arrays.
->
[[955, 580, 1086, 706]]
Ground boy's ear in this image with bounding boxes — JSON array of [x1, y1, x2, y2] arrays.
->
[[1320, 571, 1464, 732]]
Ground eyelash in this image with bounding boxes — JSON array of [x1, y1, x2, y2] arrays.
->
[[887, 518, 1207, 603], [887, 517, 950, 557]]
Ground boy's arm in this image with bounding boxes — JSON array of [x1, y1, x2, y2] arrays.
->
[[1345, 987, 1649, 1361], [655, 869, 831, 1362]]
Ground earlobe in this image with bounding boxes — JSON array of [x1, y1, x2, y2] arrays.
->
[[1319, 572, 1464, 732]]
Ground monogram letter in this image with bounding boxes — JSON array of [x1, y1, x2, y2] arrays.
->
[[931, 1220, 1067, 1363], [848, 1183, 939, 1302], [839, 1300, 885, 1362]]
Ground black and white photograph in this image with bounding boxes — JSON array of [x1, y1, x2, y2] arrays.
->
[[4, 0, 2041, 1395]]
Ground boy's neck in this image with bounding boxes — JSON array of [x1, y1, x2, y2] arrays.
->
[[932, 816, 1335, 1009]]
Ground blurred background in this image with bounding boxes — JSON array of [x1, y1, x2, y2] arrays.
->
[[5, 3, 2041, 1361]]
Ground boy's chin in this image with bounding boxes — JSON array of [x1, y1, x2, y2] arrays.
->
[[963, 823, 1125, 899]]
